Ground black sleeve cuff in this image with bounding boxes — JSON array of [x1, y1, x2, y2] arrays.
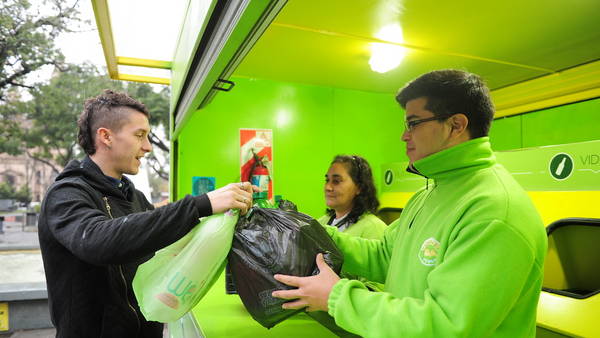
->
[[193, 194, 213, 218]]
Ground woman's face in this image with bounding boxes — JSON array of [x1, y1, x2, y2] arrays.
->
[[324, 162, 360, 213]]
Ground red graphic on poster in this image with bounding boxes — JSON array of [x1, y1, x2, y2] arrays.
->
[[240, 129, 273, 200]]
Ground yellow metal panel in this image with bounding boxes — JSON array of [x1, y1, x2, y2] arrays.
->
[[235, 23, 548, 94], [117, 57, 172, 69], [117, 74, 170, 85], [272, 0, 599, 75], [237, 0, 599, 95], [537, 292, 600, 337], [492, 60, 600, 118], [92, 1, 172, 84], [379, 192, 416, 209], [527, 191, 600, 226], [91, 0, 118, 79], [495, 87, 600, 118], [543, 236, 567, 290], [0, 302, 8, 331], [379, 191, 600, 227], [272, 23, 555, 74]]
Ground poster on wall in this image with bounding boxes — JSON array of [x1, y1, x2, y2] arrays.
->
[[240, 129, 273, 200], [192, 176, 216, 196]]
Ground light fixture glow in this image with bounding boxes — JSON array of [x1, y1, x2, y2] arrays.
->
[[369, 24, 407, 73], [276, 109, 292, 128]]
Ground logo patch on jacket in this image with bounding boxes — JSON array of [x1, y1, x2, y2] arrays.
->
[[418, 237, 441, 266]]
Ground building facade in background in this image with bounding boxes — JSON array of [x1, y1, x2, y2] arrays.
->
[[0, 153, 58, 202]]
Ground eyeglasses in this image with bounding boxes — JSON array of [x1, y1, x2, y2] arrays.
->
[[404, 114, 453, 132]]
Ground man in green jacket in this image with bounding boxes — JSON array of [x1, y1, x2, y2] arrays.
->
[[272, 69, 547, 337]]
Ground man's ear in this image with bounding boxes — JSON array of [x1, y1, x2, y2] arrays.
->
[[449, 114, 469, 138], [96, 127, 112, 149]]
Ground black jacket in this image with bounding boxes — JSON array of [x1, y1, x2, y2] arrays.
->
[[38, 157, 212, 338]]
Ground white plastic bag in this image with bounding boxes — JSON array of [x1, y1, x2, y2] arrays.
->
[[133, 210, 238, 322]]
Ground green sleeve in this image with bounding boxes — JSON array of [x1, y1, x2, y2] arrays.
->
[[317, 214, 330, 226], [325, 224, 394, 284], [327, 220, 542, 337], [355, 214, 387, 240], [359, 225, 385, 240]]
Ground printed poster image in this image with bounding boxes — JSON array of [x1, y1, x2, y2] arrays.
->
[[192, 176, 216, 196], [240, 129, 273, 200]]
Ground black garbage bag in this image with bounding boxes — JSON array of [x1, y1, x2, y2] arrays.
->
[[277, 199, 298, 212], [228, 207, 343, 328], [224, 199, 299, 295]]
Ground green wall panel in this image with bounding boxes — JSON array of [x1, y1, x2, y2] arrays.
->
[[522, 98, 600, 148], [176, 77, 404, 217], [489, 115, 522, 151], [489, 98, 600, 152], [332, 89, 406, 195]]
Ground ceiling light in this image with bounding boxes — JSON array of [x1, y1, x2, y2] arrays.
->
[[369, 24, 407, 73]]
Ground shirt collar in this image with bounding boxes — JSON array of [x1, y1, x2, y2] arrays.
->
[[409, 137, 496, 181], [104, 174, 123, 188], [104, 173, 132, 196]]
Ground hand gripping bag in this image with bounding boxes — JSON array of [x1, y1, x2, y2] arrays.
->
[[228, 208, 343, 328], [133, 210, 238, 322]]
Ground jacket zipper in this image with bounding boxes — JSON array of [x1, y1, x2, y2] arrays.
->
[[119, 265, 140, 331], [103, 196, 140, 331], [409, 179, 435, 229], [102, 196, 113, 218], [405, 165, 435, 229]]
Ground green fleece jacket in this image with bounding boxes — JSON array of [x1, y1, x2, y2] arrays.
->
[[318, 213, 386, 240], [325, 137, 547, 337], [319, 213, 387, 291]]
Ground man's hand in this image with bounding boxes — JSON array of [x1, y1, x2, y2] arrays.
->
[[206, 182, 258, 215], [153, 199, 169, 208], [272, 253, 340, 312]]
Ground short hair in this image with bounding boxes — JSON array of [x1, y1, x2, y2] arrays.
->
[[396, 69, 495, 138], [326, 155, 380, 223], [77, 89, 150, 155]]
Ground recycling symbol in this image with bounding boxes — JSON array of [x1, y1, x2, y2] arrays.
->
[[549, 153, 574, 180], [384, 170, 393, 185]]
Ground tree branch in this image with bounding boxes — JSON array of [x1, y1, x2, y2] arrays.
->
[[7, 81, 34, 89], [0, 64, 31, 89], [148, 132, 169, 152], [146, 155, 169, 181], [150, 161, 169, 180], [26, 150, 60, 175]]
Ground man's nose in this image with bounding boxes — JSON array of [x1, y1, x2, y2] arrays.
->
[[143, 137, 153, 152], [401, 129, 410, 142]]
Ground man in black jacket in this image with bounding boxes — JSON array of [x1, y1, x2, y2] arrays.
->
[[38, 90, 255, 338]]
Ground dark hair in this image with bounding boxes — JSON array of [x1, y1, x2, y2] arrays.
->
[[77, 89, 150, 155], [396, 69, 494, 138], [326, 155, 380, 224]]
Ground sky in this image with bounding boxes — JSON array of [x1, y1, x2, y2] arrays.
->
[[56, 0, 106, 67]]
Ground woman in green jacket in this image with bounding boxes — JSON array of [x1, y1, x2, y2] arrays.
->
[[311, 155, 387, 337]]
